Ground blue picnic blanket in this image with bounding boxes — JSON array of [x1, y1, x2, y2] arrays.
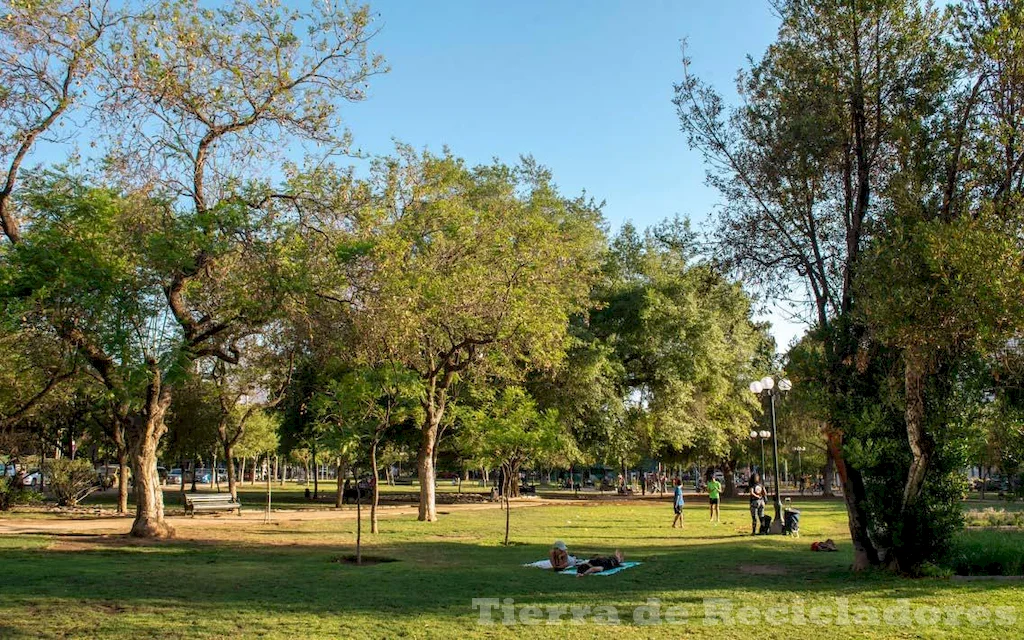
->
[[560, 561, 641, 576]]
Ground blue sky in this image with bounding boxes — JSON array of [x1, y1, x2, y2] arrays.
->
[[24, 0, 800, 348], [341, 1, 801, 348]]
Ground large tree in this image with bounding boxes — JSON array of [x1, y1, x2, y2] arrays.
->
[[675, 0, 955, 569], [0, 0, 384, 537], [678, 0, 1024, 571], [338, 150, 605, 522], [851, 0, 1024, 569], [548, 220, 768, 475]]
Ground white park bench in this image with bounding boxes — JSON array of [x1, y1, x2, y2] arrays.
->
[[183, 493, 242, 516]]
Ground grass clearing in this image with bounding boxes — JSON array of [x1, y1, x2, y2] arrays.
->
[[945, 529, 1024, 576], [2, 498, 1022, 639]]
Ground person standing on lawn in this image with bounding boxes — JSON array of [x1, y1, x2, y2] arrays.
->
[[672, 478, 685, 529], [707, 474, 722, 523], [748, 473, 766, 535]]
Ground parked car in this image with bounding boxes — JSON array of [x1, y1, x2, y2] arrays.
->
[[193, 468, 227, 484], [972, 476, 1005, 492], [22, 470, 46, 487], [166, 469, 183, 485], [95, 464, 129, 489]]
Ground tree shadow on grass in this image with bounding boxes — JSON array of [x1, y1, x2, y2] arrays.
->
[[0, 532, 1001, 623]]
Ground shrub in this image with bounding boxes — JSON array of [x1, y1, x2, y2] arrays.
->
[[0, 476, 43, 511], [964, 508, 1024, 528], [47, 459, 99, 507]]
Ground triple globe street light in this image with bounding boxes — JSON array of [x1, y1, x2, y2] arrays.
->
[[749, 375, 792, 532], [748, 429, 771, 482], [793, 446, 807, 488]]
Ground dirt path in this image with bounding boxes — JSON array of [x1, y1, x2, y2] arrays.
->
[[0, 498, 585, 537]]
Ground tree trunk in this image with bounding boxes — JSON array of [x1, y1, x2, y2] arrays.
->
[[980, 463, 987, 501], [224, 442, 237, 500], [311, 442, 318, 499], [370, 440, 379, 534], [335, 460, 345, 509], [901, 348, 931, 511], [38, 435, 46, 493], [239, 457, 246, 490], [417, 412, 440, 522], [356, 479, 362, 565], [129, 413, 173, 538], [511, 468, 520, 497], [127, 367, 174, 539], [822, 449, 836, 497], [111, 419, 130, 515], [503, 464, 512, 546], [722, 458, 738, 498], [826, 429, 878, 570], [116, 443, 129, 514]]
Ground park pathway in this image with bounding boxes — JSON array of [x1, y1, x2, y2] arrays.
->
[[0, 497, 584, 537]]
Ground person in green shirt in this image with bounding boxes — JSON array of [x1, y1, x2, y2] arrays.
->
[[707, 475, 722, 523]]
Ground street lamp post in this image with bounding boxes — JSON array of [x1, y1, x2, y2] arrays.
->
[[794, 446, 806, 488], [749, 375, 792, 533], [749, 429, 770, 478]]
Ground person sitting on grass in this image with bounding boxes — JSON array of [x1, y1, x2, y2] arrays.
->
[[576, 550, 625, 576]]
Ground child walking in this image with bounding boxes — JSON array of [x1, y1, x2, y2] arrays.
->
[[707, 474, 722, 523], [672, 478, 685, 529]]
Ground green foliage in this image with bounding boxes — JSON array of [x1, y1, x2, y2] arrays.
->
[[46, 458, 99, 506], [234, 410, 281, 459], [312, 364, 423, 467], [459, 386, 561, 478], [279, 355, 344, 456], [1, 0, 387, 535], [678, 0, 1024, 572], [557, 219, 768, 467], [0, 476, 41, 511], [350, 148, 606, 379], [1, 176, 166, 402], [860, 212, 1024, 358], [164, 377, 220, 461]]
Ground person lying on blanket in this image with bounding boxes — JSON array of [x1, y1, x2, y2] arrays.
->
[[549, 540, 575, 570], [576, 549, 625, 576]]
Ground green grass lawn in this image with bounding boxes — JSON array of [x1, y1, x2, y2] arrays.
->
[[1, 498, 1022, 639]]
